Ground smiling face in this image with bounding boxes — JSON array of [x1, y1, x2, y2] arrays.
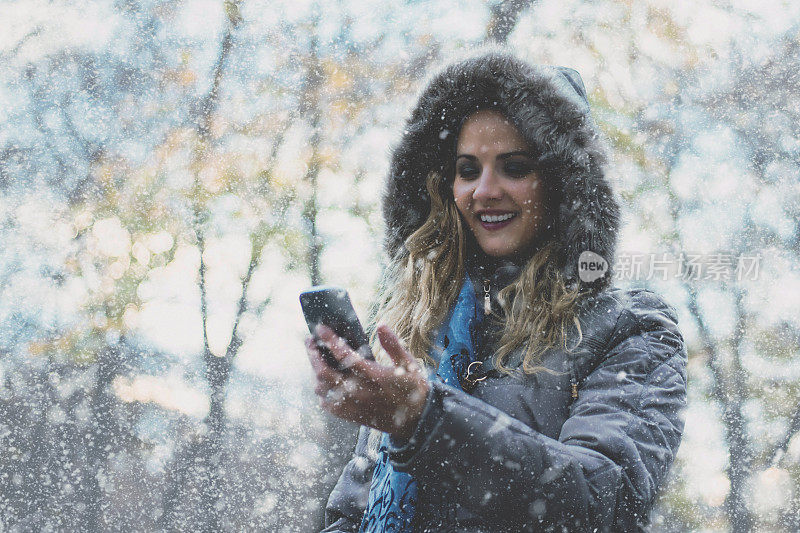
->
[[452, 109, 549, 260]]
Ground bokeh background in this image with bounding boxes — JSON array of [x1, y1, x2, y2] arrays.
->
[[2, 0, 800, 531]]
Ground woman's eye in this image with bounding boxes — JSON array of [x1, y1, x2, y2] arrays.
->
[[457, 165, 479, 179], [456, 161, 533, 179], [504, 163, 534, 177]]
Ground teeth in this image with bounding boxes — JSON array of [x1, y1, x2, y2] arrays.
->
[[480, 213, 516, 223]]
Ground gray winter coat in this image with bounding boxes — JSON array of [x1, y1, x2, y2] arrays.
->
[[322, 50, 687, 532], [322, 281, 686, 532]]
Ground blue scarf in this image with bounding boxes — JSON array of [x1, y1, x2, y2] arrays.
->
[[358, 276, 485, 532]]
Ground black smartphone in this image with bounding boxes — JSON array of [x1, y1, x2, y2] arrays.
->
[[299, 286, 374, 372]]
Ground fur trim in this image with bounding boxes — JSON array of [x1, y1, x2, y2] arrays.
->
[[381, 50, 621, 291]]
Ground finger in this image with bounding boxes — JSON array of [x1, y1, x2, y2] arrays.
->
[[319, 394, 343, 416], [320, 384, 349, 412], [377, 324, 419, 370], [314, 372, 351, 399], [320, 385, 365, 423], [305, 337, 326, 373], [306, 337, 345, 386], [315, 324, 375, 379], [314, 324, 354, 361], [305, 336, 330, 376], [316, 379, 344, 398]]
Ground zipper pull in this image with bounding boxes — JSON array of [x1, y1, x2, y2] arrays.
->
[[483, 278, 491, 315], [571, 378, 578, 399]]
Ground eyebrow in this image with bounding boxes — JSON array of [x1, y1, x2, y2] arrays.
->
[[456, 151, 533, 160]]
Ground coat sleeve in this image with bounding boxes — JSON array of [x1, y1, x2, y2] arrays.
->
[[385, 289, 688, 531], [320, 425, 374, 532]]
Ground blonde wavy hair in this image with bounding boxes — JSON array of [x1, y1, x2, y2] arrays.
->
[[362, 170, 588, 457]]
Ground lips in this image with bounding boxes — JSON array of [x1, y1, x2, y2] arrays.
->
[[478, 212, 517, 230], [477, 209, 518, 220]]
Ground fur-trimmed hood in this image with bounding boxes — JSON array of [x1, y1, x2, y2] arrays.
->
[[381, 50, 621, 291]]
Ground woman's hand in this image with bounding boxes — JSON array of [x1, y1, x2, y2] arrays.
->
[[305, 323, 431, 440]]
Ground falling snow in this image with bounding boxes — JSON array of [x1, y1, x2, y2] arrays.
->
[[1, 0, 799, 531]]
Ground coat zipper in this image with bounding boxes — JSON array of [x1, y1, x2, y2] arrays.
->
[[483, 278, 491, 315], [570, 358, 579, 400]]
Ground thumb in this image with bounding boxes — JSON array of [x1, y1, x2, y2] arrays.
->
[[377, 324, 418, 369]]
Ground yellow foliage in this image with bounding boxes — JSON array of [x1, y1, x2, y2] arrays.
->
[[27, 340, 49, 356], [326, 63, 352, 90], [330, 99, 351, 116], [179, 68, 197, 87]]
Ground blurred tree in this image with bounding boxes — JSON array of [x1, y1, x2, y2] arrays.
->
[[486, 0, 536, 44], [3, 0, 799, 530]]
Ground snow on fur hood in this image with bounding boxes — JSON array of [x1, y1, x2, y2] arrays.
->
[[381, 50, 621, 291]]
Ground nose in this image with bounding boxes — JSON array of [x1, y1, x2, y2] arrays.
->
[[472, 165, 502, 203]]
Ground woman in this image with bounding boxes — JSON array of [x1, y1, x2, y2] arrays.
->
[[306, 49, 687, 532]]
